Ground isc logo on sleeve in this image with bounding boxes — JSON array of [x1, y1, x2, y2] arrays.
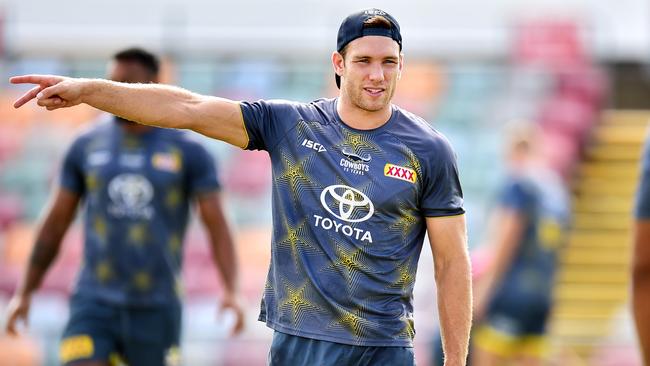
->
[[384, 163, 417, 183], [301, 138, 327, 153]]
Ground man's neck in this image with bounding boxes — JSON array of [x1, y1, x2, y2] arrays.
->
[[336, 97, 392, 130], [115, 116, 154, 134]]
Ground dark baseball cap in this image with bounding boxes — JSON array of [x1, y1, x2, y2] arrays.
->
[[335, 8, 402, 88]]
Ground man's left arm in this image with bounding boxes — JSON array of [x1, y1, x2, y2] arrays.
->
[[427, 214, 472, 366], [633, 220, 650, 365], [196, 192, 244, 335]]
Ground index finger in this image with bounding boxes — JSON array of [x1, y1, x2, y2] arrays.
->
[[9, 74, 54, 85]]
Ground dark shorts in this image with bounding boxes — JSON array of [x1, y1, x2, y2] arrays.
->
[[473, 290, 552, 359], [60, 294, 181, 366], [485, 289, 551, 336], [268, 331, 415, 366]]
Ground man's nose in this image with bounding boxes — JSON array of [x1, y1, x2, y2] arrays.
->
[[368, 63, 385, 82]]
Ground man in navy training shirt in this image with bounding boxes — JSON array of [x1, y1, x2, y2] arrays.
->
[[471, 126, 570, 366], [4, 48, 244, 366], [9, 9, 472, 366]]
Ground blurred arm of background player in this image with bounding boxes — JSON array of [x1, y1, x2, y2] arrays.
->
[[471, 208, 524, 320], [427, 215, 472, 366], [11, 75, 249, 148], [196, 191, 245, 336], [633, 221, 650, 365], [4, 188, 80, 336], [633, 135, 650, 365]]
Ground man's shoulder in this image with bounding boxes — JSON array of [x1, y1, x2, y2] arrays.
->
[[158, 129, 208, 149], [502, 175, 533, 195], [263, 97, 334, 115], [69, 119, 113, 146], [159, 130, 217, 163], [391, 106, 456, 156]]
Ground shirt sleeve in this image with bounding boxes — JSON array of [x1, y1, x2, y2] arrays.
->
[[185, 141, 221, 196], [59, 137, 86, 195], [635, 136, 650, 218], [239, 99, 299, 152], [421, 136, 465, 217]]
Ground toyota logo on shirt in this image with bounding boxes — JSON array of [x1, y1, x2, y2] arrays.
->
[[320, 185, 374, 223], [107, 173, 154, 219]]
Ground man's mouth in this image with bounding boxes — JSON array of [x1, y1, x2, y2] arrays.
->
[[364, 87, 385, 96]]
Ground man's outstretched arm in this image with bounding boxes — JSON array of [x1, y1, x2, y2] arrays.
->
[[11, 75, 248, 148], [427, 215, 472, 366]]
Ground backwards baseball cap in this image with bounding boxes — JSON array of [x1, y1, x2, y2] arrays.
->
[[335, 8, 402, 88]]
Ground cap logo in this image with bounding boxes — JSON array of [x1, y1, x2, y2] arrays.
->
[[364, 9, 387, 16]]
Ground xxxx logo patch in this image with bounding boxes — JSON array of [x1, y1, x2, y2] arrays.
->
[[384, 163, 417, 183]]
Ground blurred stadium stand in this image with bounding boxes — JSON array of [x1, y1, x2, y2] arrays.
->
[[549, 110, 650, 364]]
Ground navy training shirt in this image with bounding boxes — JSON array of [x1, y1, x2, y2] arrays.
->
[[240, 98, 464, 347], [60, 118, 220, 306], [491, 168, 570, 308]]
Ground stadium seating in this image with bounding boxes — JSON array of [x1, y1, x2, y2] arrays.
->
[[549, 110, 650, 362]]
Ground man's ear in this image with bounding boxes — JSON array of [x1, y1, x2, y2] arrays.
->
[[397, 53, 404, 80], [332, 51, 345, 77]]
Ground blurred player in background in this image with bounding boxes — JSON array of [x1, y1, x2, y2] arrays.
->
[[633, 132, 650, 366], [8, 8, 472, 366], [471, 125, 570, 366], [4, 48, 244, 366]]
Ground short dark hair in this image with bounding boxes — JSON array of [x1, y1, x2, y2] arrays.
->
[[363, 15, 394, 31], [113, 47, 160, 76]]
